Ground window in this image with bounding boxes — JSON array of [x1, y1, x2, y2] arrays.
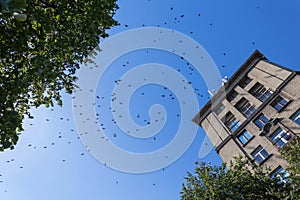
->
[[249, 82, 273, 101], [239, 76, 252, 88], [290, 109, 300, 126], [269, 128, 291, 147], [235, 98, 256, 117], [271, 96, 289, 111], [227, 90, 238, 102], [238, 130, 253, 145], [224, 112, 241, 132], [271, 166, 289, 184], [214, 104, 225, 115], [251, 146, 270, 164], [254, 114, 269, 129]]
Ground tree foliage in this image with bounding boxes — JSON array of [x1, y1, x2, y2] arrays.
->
[[181, 154, 298, 200], [281, 137, 300, 197], [0, 0, 118, 151]]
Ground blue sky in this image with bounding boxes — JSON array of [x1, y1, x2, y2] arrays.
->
[[1, 0, 300, 199]]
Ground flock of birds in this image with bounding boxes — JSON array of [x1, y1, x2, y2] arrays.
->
[[0, 1, 260, 197]]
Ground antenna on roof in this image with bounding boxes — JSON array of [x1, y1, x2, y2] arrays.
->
[[208, 89, 217, 97], [222, 76, 228, 86], [208, 76, 228, 97]]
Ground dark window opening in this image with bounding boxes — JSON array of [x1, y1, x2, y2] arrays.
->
[[289, 109, 300, 126], [250, 82, 273, 101], [235, 97, 256, 117], [254, 114, 269, 129], [239, 76, 252, 88], [227, 90, 238, 102], [269, 128, 291, 148], [238, 130, 253, 145], [251, 145, 270, 164], [271, 96, 289, 111], [224, 112, 241, 132], [214, 104, 225, 115]]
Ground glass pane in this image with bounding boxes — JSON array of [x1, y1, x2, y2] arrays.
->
[[238, 135, 247, 144], [271, 167, 284, 179], [279, 97, 288, 106], [255, 155, 264, 163], [250, 83, 262, 95], [239, 76, 252, 88], [254, 119, 263, 128], [227, 90, 238, 102], [271, 166, 290, 184], [270, 128, 283, 140], [260, 114, 269, 123], [252, 146, 262, 156], [260, 149, 269, 158], [230, 120, 240, 131], [261, 90, 273, 101], [272, 96, 288, 111], [215, 104, 225, 115], [270, 128, 289, 147], [277, 140, 286, 147], [244, 130, 252, 140], [238, 130, 252, 145], [254, 114, 269, 129], [290, 109, 300, 125], [252, 146, 269, 164], [250, 83, 273, 102], [257, 88, 266, 100], [243, 104, 256, 117], [273, 104, 283, 111]]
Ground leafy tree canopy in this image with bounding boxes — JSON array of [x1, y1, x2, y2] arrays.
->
[[0, 0, 118, 151], [281, 137, 300, 194], [181, 141, 300, 200]]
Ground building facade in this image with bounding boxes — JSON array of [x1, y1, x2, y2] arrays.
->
[[193, 50, 300, 174]]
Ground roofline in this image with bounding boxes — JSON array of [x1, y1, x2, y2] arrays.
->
[[192, 49, 267, 125], [193, 49, 300, 126]]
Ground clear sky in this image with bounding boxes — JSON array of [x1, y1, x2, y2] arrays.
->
[[1, 0, 300, 199]]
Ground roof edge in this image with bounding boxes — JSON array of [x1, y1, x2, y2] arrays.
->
[[192, 49, 266, 125]]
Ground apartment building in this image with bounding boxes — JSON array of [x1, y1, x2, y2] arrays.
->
[[193, 50, 300, 176]]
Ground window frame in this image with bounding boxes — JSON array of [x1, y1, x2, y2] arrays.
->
[[249, 82, 273, 102], [227, 90, 238, 102], [239, 76, 252, 88], [237, 130, 253, 145], [269, 128, 291, 148], [251, 145, 270, 164], [254, 113, 269, 129], [270, 166, 289, 184], [235, 97, 256, 117], [290, 109, 300, 126], [214, 103, 225, 115], [224, 112, 241, 132], [271, 96, 289, 112]]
